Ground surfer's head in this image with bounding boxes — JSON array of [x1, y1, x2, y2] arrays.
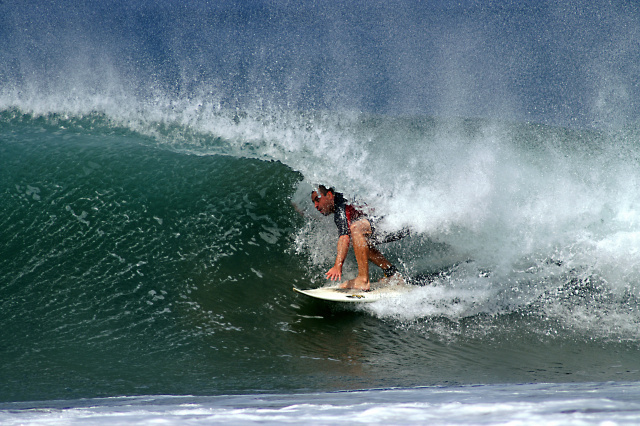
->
[[311, 185, 335, 216]]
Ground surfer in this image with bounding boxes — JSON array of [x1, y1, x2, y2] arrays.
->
[[311, 185, 408, 291]]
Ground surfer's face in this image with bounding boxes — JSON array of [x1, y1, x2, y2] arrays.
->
[[311, 190, 334, 215]]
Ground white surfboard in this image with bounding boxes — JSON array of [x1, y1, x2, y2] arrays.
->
[[293, 284, 411, 303]]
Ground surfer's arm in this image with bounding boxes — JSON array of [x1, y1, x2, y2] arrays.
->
[[326, 235, 350, 281]]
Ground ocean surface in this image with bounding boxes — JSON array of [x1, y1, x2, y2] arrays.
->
[[2, 0, 640, 424]]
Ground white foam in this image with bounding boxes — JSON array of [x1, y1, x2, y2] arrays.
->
[[2, 383, 640, 425]]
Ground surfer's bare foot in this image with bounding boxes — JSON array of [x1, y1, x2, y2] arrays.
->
[[338, 277, 370, 291]]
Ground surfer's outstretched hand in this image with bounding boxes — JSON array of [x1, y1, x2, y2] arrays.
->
[[325, 266, 342, 281]]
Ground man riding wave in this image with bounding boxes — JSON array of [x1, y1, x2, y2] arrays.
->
[[311, 185, 408, 291]]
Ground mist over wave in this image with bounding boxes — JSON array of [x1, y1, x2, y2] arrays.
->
[[2, 0, 640, 123]]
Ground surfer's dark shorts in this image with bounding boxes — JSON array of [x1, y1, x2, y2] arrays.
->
[[366, 218, 410, 245]]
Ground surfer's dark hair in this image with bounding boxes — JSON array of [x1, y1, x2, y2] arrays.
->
[[317, 185, 335, 196]]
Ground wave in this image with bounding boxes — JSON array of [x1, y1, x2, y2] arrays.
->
[[3, 103, 640, 345], [3, 0, 640, 403]]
